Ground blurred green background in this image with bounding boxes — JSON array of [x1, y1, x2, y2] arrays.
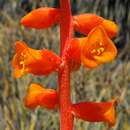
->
[[0, 0, 130, 130]]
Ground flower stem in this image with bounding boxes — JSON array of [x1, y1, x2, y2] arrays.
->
[[58, 0, 74, 130]]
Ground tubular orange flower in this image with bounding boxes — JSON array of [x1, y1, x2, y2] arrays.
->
[[24, 83, 58, 109], [81, 26, 117, 68], [12, 41, 62, 78], [73, 14, 118, 38], [21, 7, 60, 29], [67, 39, 81, 71], [71, 100, 117, 126]]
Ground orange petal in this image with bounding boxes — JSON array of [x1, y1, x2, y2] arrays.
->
[[81, 26, 117, 68], [21, 7, 60, 29], [73, 14, 118, 38], [71, 100, 117, 126], [87, 26, 105, 50], [101, 19, 119, 38], [12, 68, 25, 78], [94, 52, 117, 63], [15, 41, 28, 53], [27, 49, 62, 75], [73, 14, 103, 34], [81, 54, 98, 68], [24, 83, 58, 109], [93, 27, 117, 63], [11, 41, 62, 78]]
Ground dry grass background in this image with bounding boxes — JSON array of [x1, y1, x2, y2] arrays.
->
[[0, 0, 130, 130]]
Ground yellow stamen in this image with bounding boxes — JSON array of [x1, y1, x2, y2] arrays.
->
[[91, 49, 96, 54], [96, 47, 104, 55], [20, 61, 24, 65], [91, 47, 104, 55], [99, 42, 103, 46]]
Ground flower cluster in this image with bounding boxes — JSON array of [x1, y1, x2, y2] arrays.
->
[[12, 5, 118, 129]]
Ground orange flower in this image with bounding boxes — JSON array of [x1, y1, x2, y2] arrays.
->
[[81, 26, 117, 68], [21, 7, 59, 29], [71, 100, 117, 126], [24, 83, 58, 109], [67, 39, 81, 71], [73, 14, 118, 38], [12, 41, 61, 78]]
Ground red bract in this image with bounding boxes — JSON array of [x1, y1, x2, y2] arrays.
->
[[12, 0, 119, 130]]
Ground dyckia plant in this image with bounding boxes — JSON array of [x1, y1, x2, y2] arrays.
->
[[12, 0, 119, 130]]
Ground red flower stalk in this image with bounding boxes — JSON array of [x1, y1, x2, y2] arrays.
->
[[58, 0, 75, 129], [11, 0, 119, 130]]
